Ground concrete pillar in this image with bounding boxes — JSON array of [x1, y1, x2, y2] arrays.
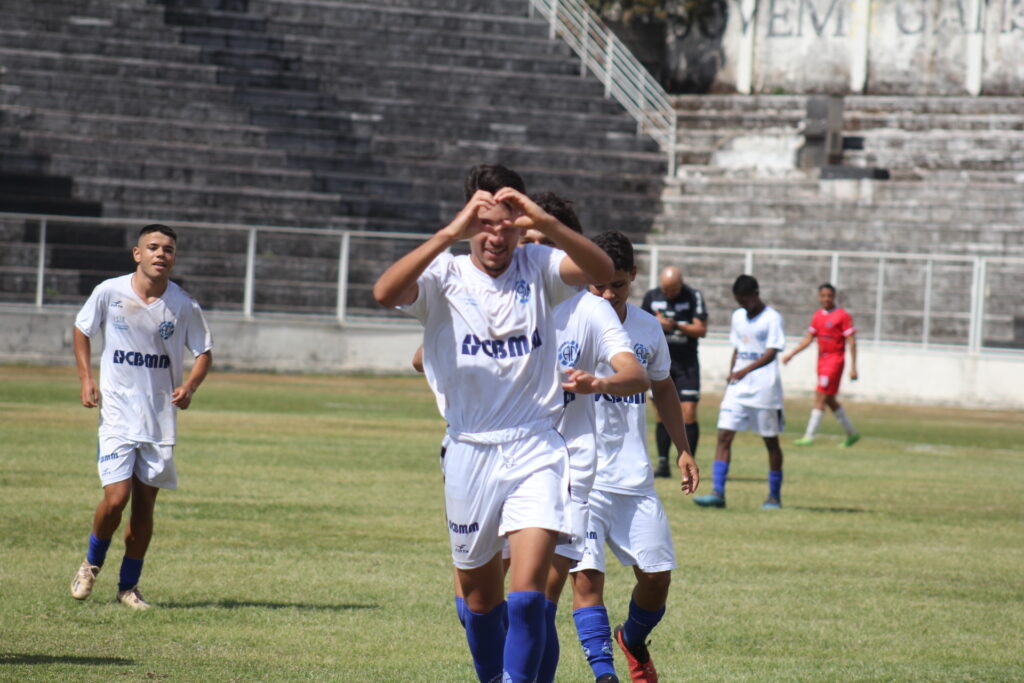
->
[[848, 0, 871, 93], [965, 0, 985, 96], [736, 0, 757, 94]]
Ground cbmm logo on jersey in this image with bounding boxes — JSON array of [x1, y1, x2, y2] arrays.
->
[[113, 349, 170, 368], [461, 328, 542, 359]]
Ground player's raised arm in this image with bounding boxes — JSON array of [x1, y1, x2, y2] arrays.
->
[[493, 187, 613, 286], [73, 327, 98, 408], [561, 350, 649, 396], [373, 191, 497, 308], [650, 376, 698, 494], [782, 332, 814, 364]]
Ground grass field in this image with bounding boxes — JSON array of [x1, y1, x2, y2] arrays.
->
[[1, 364, 1022, 682]]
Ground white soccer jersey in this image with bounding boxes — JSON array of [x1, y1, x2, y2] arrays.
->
[[724, 305, 786, 409], [75, 274, 213, 445], [592, 304, 670, 497], [554, 291, 633, 497], [400, 244, 577, 438]]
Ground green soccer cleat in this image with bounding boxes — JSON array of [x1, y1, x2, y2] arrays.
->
[[694, 490, 726, 508], [794, 437, 814, 446], [761, 496, 782, 510], [840, 433, 861, 448]]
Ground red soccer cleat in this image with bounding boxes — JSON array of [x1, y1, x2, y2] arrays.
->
[[614, 624, 658, 682]]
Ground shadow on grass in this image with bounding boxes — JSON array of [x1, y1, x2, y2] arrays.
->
[[0, 654, 134, 666], [790, 506, 869, 514], [160, 599, 378, 611]]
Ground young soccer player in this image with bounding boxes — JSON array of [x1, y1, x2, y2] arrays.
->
[[641, 266, 708, 476], [571, 231, 699, 683], [694, 274, 785, 510], [70, 224, 212, 609], [374, 165, 614, 683], [782, 283, 861, 447]]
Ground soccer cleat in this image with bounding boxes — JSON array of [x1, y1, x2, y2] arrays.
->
[[70, 561, 100, 600], [596, 674, 620, 683], [840, 433, 861, 448], [693, 490, 726, 508], [116, 586, 152, 610], [614, 624, 657, 683], [653, 462, 671, 478], [761, 496, 782, 510], [794, 437, 814, 446]]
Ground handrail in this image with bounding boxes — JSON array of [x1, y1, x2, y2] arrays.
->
[[528, 0, 677, 175]]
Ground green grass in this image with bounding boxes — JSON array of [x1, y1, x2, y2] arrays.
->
[[1, 365, 1022, 681]]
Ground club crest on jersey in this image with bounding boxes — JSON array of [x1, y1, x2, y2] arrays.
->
[[633, 343, 650, 367], [159, 321, 175, 340], [557, 340, 580, 369], [513, 279, 531, 304]]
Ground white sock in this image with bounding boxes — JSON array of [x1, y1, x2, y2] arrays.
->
[[834, 406, 856, 435], [805, 409, 824, 439]]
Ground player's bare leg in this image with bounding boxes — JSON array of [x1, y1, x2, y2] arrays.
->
[[695, 429, 732, 507], [505, 528, 558, 682], [569, 570, 617, 682], [71, 478, 132, 600], [457, 553, 507, 682], [116, 477, 158, 609], [613, 567, 670, 682]]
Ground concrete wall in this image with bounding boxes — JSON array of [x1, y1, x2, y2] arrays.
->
[[704, 0, 1024, 95], [3, 305, 1023, 409]]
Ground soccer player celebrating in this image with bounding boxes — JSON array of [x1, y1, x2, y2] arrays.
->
[[782, 283, 861, 447], [695, 274, 785, 510], [571, 231, 699, 683], [641, 266, 708, 476], [374, 165, 614, 683], [70, 224, 213, 609]]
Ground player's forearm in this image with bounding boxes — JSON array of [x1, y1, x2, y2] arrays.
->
[[651, 379, 690, 455], [373, 232, 454, 308], [848, 337, 857, 367], [740, 348, 779, 375], [73, 327, 93, 382], [184, 351, 212, 393], [551, 226, 614, 286], [597, 352, 649, 396]]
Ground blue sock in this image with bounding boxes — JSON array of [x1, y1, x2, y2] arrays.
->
[[712, 460, 730, 495], [573, 604, 616, 680], [86, 533, 112, 567], [117, 556, 144, 592], [455, 596, 468, 629], [504, 590, 546, 683], [769, 469, 783, 500], [622, 599, 665, 651], [535, 599, 559, 683], [465, 602, 507, 683]]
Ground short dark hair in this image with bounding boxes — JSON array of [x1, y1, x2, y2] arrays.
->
[[464, 164, 526, 200], [819, 282, 836, 294], [593, 230, 634, 272], [532, 191, 582, 234], [733, 274, 759, 296], [139, 223, 177, 242]]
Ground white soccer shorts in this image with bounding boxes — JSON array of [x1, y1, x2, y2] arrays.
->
[[97, 435, 178, 489], [716, 399, 785, 437], [553, 492, 591, 563], [572, 489, 677, 574], [442, 429, 571, 570]]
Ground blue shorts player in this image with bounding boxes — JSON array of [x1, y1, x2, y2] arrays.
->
[[374, 165, 614, 683]]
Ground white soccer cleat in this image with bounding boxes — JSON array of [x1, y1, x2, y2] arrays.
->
[[116, 586, 152, 610], [70, 561, 100, 600]]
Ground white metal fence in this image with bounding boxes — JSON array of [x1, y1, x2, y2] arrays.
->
[[2, 212, 1022, 354], [527, 0, 677, 174]]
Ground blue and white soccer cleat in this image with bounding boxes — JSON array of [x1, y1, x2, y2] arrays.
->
[[761, 497, 782, 510], [693, 490, 726, 508]]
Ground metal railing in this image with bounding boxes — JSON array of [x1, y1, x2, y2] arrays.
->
[[527, 0, 677, 175], [3, 212, 1023, 354]]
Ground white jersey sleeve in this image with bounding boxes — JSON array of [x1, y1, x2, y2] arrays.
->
[[528, 243, 579, 308], [75, 283, 108, 338]]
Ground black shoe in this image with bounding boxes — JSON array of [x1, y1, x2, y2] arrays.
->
[[653, 461, 671, 478], [596, 674, 620, 683]]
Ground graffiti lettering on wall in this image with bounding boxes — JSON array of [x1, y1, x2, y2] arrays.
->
[[735, 0, 1024, 37]]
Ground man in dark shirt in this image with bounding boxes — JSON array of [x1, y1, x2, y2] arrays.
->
[[641, 266, 708, 476]]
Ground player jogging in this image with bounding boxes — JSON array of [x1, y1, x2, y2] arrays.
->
[[70, 224, 213, 609], [782, 283, 861, 447], [374, 165, 614, 683], [694, 274, 785, 510], [571, 231, 699, 683], [641, 266, 708, 476]]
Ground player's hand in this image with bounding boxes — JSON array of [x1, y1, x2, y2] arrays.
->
[[80, 379, 99, 408], [493, 187, 554, 234], [850, 369, 859, 381], [728, 370, 745, 383], [561, 369, 603, 394], [441, 191, 498, 242], [677, 452, 699, 495], [781, 353, 792, 365], [171, 385, 195, 410]]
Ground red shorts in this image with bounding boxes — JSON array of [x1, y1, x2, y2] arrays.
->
[[816, 358, 845, 395]]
